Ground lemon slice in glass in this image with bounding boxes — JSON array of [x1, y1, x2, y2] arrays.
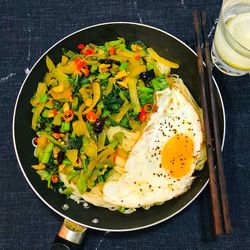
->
[[214, 12, 250, 71], [227, 13, 250, 50]]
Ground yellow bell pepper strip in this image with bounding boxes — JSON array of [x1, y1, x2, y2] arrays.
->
[[79, 87, 89, 103], [31, 103, 46, 130], [52, 84, 64, 93], [46, 55, 56, 72], [117, 81, 128, 89], [99, 64, 110, 73], [97, 128, 107, 152], [53, 112, 63, 126], [82, 82, 101, 115], [50, 84, 72, 101], [111, 103, 131, 123], [85, 144, 116, 178], [37, 136, 47, 149], [129, 64, 146, 78], [78, 103, 85, 119], [129, 118, 140, 130], [63, 103, 70, 112], [52, 145, 61, 158], [115, 70, 127, 80], [32, 163, 46, 170], [85, 60, 99, 66], [147, 48, 179, 69], [72, 120, 90, 137], [103, 77, 115, 96], [116, 49, 146, 58], [108, 55, 126, 62], [114, 148, 128, 167], [87, 169, 100, 187], [74, 103, 90, 137], [128, 77, 141, 113], [83, 136, 98, 159], [65, 149, 78, 164], [61, 55, 68, 65], [58, 61, 76, 74], [59, 164, 66, 172], [85, 98, 92, 107], [44, 72, 53, 85], [30, 82, 47, 107], [54, 70, 70, 87]]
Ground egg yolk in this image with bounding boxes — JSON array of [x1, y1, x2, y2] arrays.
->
[[161, 134, 194, 178]]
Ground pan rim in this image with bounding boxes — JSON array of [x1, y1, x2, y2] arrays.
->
[[12, 21, 226, 232]]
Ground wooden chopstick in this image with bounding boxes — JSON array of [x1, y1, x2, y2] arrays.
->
[[200, 11, 232, 234], [193, 10, 224, 235]]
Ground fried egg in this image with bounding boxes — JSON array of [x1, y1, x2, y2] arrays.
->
[[103, 87, 203, 208]]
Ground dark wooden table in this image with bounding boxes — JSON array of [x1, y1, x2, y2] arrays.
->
[[0, 0, 249, 249]]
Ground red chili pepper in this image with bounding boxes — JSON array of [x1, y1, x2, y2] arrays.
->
[[139, 108, 147, 122], [51, 174, 59, 184], [74, 58, 85, 71], [86, 111, 98, 123], [34, 137, 39, 145], [82, 65, 89, 77], [77, 43, 85, 49], [144, 103, 153, 112], [52, 133, 61, 140], [85, 49, 95, 56], [113, 149, 118, 162], [134, 54, 140, 60], [53, 109, 57, 117], [63, 110, 74, 122], [109, 47, 115, 55], [139, 103, 154, 122]]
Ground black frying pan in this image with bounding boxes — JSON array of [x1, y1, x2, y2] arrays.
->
[[13, 22, 225, 248]]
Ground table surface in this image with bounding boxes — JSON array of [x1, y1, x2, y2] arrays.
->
[[1, 0, 249, 249]]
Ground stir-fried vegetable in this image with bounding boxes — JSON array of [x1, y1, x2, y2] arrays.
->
[[30, 37, 179, 195]]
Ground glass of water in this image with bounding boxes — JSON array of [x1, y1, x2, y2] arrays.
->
[[211, 0, 250, 76]]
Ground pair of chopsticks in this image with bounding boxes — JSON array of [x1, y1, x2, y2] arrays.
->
[[193, 11, 232, 235]]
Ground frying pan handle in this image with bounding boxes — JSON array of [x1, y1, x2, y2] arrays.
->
[[51, 219, 87, 250]]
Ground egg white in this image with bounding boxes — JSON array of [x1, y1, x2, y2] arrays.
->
[[103, 87, 203, 208]]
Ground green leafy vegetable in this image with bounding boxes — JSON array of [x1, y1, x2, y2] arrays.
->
[[68, 136, 83, 149], [103, 87, 123, 113], [151, 75, 169, 91]]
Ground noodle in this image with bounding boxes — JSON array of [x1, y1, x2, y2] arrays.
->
[[59, 76, 207, 212]]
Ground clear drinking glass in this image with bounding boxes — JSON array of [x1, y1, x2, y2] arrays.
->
[[211, 0, 250, 76]]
